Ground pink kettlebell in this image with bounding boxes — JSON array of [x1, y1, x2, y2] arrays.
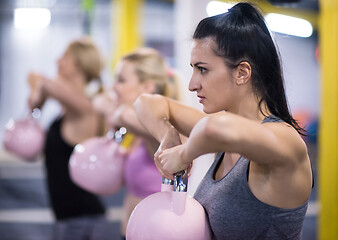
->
[[126, 171, 212, 240], [69, 128, 128, 196], [3, 108, 45, 161]]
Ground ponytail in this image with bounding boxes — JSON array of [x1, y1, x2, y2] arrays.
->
[[123, 48, 183, 101], [163, 69, 182, 101]]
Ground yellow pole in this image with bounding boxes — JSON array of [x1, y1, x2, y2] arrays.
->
[[318, 0, 338, 239], [111, 0, 143, 69]]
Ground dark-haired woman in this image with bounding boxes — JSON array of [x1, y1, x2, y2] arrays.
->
[[133, 2, 312, 239]]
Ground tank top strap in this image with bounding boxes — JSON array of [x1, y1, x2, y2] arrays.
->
[[262, 115, 283, 123]]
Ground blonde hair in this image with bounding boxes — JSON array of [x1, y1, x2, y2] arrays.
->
[[66, 37, 103, 83], [67, 38, 105, 135], [122, 47, 182, 101]]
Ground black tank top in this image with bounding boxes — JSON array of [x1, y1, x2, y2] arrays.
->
[[44, 117, 105, 220]]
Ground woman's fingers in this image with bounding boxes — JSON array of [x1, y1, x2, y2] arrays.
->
[[28, 72, 44, 89], [152, 124, 184, 180], [187, 163, 193, 177], [154, 149, 162, 160], [154, 151, 174, 180], [155, 161, 174, 180]]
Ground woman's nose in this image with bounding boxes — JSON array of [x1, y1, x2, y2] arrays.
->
[[112, 82, 118, 92], [188, 74, 200, 92], [57, 56, 65, 67]]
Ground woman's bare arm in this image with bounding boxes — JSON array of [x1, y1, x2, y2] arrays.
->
[[110, 104, 155, 137], [43, 79, 94, 114], [29, 74, 94, 115], [27, 73, 47, 110], [172, 112, 307, 170], [133, 94, 206, 141]]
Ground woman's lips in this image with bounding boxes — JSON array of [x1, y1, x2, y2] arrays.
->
[[198, 95, 205, 103]]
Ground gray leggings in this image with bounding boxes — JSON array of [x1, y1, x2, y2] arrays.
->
[[53, 215, 109, 240]]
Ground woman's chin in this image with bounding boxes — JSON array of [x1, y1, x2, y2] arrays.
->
[[202, 107, 213, 114], [203, 105, 223, 114]]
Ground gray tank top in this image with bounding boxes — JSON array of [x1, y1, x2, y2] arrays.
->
[[194, 115, 308, 240]]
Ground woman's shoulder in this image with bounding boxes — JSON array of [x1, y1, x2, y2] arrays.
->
[[262, 119, 308, 164]]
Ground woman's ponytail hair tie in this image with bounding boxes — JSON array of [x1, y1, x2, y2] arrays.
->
[[167, 69, 174, 78]]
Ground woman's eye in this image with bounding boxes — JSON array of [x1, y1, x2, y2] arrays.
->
[[198, 67, 207, 74], [116, 77, 124, 83]]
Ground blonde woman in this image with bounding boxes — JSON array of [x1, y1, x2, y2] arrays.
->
[[97, 48, 182, 240], [27, 38, 108, 240]]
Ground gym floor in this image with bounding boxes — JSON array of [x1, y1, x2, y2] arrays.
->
[[0, 142, 318, 240]]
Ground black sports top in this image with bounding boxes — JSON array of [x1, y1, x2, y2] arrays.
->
[[44, 117, 105, 220]]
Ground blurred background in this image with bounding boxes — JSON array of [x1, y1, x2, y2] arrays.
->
[[0, 0, 335, 239]]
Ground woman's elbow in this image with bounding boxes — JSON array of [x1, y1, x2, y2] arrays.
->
[[134, 93, 155, 110], [133, 94, 166, 115]]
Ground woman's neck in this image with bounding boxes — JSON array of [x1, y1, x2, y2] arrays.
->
[[231, 91, 270, 122]]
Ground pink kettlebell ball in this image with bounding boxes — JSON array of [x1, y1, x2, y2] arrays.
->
[[3, 109, 45, 161], [126, 184, 211, 239], [69, 135, 125, 196]]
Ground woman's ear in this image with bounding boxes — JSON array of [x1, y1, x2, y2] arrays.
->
[[143, 80, 156, 94], [234, 62, 251, 85]]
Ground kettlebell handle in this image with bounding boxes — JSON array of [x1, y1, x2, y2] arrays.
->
[[174, 170, 188, 192], [106, 127, 134, 149], [31, 108, 41, 120], [162, 178, 174, 185], [162, 170, 188, 193]]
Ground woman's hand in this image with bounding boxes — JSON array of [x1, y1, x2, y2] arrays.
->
[[27, 72, 46, 110], [92, 91, 118, 117], [28, 72, 45, 90], [153, 121, 192, 180], [107, 104, 127, 130], [155, 144, 191, 180]]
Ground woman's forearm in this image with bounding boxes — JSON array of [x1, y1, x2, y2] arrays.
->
[[133, 94, 174, 142], [134, 94, 206, 140], [110, 104, 156, 138], [27, 73, 47, 110], [28, 89, 47, 110], [180, 117, 217, 164], [42, 78, 93, 114], [180, 114, 234, 164], [153, 117, 218, 179]]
